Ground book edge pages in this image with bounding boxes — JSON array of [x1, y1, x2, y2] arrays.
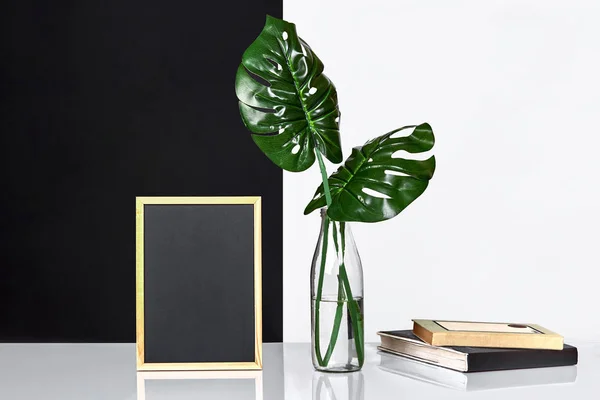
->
[[376, 334, 468, 372], [378, 346, 468, 372]]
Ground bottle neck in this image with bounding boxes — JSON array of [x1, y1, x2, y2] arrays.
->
[[319, 208, 354, 241]]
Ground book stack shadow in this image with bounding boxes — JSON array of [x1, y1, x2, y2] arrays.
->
[[377, 320, 578, 391]]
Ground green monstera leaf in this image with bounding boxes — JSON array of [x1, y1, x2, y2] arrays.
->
[[304, 123, 436, 222], [235, 16, 342, 172]]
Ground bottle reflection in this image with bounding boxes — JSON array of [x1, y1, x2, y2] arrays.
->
[[312, 371, 364, 400]]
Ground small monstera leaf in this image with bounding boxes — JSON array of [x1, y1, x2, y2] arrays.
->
[[304, 123, 436, 222], [235, 15, 342, 172]]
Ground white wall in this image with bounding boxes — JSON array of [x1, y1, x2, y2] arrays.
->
[[283, 0, 600, 343]]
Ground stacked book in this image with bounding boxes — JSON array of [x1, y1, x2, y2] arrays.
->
[[377, 319, 578, 390]]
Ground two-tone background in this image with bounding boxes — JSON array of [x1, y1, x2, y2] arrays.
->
[[1, 0, 283, 343], [2, 0, 599, 344]]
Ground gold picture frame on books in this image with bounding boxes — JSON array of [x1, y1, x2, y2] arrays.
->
[[136, 196, 262, 371], [412, 319, 563, 350]]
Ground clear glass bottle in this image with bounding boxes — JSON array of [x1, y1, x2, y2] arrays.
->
[[311, 208, 364, 372]]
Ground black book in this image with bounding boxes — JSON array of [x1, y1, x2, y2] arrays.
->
[[378, 351, 577, 391], [378, 330, 578, 373]]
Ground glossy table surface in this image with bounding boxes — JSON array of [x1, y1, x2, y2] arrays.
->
[[1, 342, 598, 399]]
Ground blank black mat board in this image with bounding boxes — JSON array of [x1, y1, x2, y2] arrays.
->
[[136, 196, 262, 370]]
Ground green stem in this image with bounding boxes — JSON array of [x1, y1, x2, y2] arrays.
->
[[339, 221, 364, 364], [313, 216, 329, 366], [335, 222, 364, 366], [313, 150, 364, 368], [322, 273, 345, 365], [315, 150, 332, 206], [340, 222, 346, 254], [339, 263, 364, 366], [313, 150, 334, 367], [321, 221, 344, 365]]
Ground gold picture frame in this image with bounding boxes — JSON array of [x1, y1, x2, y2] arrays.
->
[[136, 196, 262, 371], [412, 319, 563, 350]]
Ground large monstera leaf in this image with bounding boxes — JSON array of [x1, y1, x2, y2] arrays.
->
[[304, 123, 436, 222], [235, 16, 342, 172]]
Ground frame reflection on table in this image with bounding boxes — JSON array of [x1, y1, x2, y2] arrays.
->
[[137, 370, 263, 400]]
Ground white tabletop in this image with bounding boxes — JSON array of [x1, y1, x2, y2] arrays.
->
[[0, 342, 598, 399]]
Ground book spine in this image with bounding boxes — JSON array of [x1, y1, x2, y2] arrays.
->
[[467, 347, 578, 372]]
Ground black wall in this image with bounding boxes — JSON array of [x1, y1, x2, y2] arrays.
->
[[0, 1, 283, 342]]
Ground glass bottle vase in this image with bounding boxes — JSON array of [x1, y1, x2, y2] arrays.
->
[[311, 208, 364, 372]]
